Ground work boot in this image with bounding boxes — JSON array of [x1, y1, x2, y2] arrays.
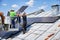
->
[[22, 28, 26, 34], [2, 24, 5, 30]]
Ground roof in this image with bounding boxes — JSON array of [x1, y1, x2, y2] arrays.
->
[[11, 19, 60, 40], [7, 9, 60, 40]]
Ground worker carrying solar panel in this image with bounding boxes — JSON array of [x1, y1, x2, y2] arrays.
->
[[10, 10, 16, 28], [8, 9, 21, 27], [22, 12, 27, 34]]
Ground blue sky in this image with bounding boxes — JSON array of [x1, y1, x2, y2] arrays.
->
[[0, 0, 60, 16]]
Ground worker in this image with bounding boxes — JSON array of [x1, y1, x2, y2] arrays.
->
[[22, 12, 27, 34], [0, 12, 5, 30], [9, 10, 16, 28], [8, 10, 21, 28]]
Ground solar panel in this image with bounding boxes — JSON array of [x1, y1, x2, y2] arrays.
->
[[27, 16, 59, 25], [16, 6, 28, 14]]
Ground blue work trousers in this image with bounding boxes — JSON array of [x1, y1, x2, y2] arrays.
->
[[11, 16, 21, 28]]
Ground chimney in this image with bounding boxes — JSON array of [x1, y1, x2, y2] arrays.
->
[[51, 4, 60, 16]]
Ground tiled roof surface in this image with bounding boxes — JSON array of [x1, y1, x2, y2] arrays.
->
[[11, 19, 60, 40]]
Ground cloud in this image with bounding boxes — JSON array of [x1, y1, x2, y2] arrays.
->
[[38, 5, 48, 9], [12, 4, 18, 8], [38, 2, 48, 9], [2, 4, 7, 6], [26, 0, 34, 7]]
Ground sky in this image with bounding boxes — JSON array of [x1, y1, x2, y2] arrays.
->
[[0, 0, 60, 16]]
